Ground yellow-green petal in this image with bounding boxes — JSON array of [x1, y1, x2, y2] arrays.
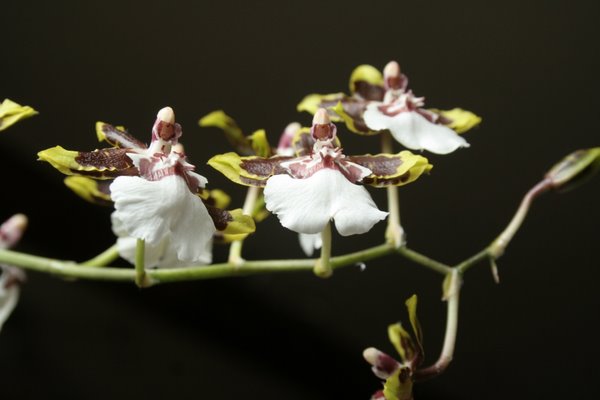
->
[[64, 176, 112, 205], [222, 209, 256, 236], [199, 110, 253, 155], [382, 367, 414, 400], [207, 152, 247, 186], [433, 108, 482, 134], [405, 295, 424, 359], [388, 323, 415, 364], [248, 129, 272, 158], [0, 99, 37, 131]]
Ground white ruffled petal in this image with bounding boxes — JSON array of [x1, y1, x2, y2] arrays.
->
[[299, 233, 322, 256], [264, 169, 387, 236], [364, 104, 469, 154], [110, 175, 216, 264], [0, 274, 19, 333]]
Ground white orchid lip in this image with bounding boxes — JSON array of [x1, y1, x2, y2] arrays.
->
[[264, 168, 388, 236], [363, 90, 470, 155]]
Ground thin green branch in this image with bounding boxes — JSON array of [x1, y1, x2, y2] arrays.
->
[[0, 243, 398, 286], [397, 247, 452, 275], [81, 244, 120, 267], [414, 270, 461, 382], [456, 248, 492, 275], [489, 178, 552, 259]]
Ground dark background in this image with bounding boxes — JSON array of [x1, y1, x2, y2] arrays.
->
[[1, 1, 599, 399]]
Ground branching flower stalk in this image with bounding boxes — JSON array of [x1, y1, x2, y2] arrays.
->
[[1, 55, 598, 400]]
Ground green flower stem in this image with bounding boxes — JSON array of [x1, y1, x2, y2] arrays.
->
[[455, 248, 492, 275], [488, 178, 552, 259], [228, 186, 261, 265], [81, 244, 120, 267], [0, 243, 397, 285], [313, 222, 333, 278], [134, 239, 149, 288], [397, 247, 452, 275], [414, 270, 461, 382], [0, 249, 134, 282], [381, 131, 404, 248]]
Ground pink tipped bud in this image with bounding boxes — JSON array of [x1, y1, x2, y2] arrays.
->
[[0, 214, 28, 249], [157, 107, 175, 124], [384, 60, 407, 91], [363, 347, 401, 379], [152, 106, 181, 143], [313, 108, 331, 125], [383, 61, 401, 79], [311, 109, 337, 141]]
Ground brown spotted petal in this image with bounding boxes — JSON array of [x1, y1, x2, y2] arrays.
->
[[38, 146, 139, 179], [208, 152, 292, 187], [95, 122, 147, 149], [347, 151, 432, 187]]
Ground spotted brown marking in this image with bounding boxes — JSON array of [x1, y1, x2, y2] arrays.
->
[[363, 172, 411, 187], [205, 206, 232, 231], [76, 148, 135, 169], [99, 123, 147, 149], [347, 155, 403, 176], [239, 156, 291, 178], [353, 81, 386, 101]]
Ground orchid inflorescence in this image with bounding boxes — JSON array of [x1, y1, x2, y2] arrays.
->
[[1, 60, 599, 399]]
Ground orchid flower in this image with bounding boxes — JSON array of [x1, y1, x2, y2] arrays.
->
[[38, 107, 254, 268], [200, 112, 322, 256], [298, 61, 481, 154], [209, 109, 432, 240], [276, 122, 323, 255], [0, 214, 28, 332], [0, 99, 37, 132]]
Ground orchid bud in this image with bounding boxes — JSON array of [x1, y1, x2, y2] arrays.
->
[[363, 347, 401, 379], [545, 147, 600, 191], [0, 214, 28, 249]]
